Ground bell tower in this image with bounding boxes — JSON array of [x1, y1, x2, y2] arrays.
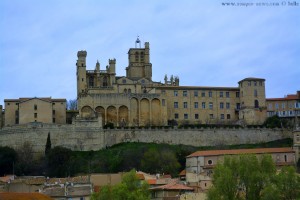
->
[[76, 50, 87, 97], [126, 37, 152, 80]]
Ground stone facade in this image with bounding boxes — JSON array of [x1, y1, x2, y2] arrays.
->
[[4, 97, 66, 126], [0, 123, 292, 155], [77, 39, 267, 127]]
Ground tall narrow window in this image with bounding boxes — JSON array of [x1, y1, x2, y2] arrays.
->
[[89, 76, 94, 87], [254, 100, 259, 108], [174, 91, 178, 96], [226, 92, 230, 98], [254, 89, 258, 97], [236, 92, 240, 98], [209, 91, 212, 97], [194, 91, 198, 97], [209, 102, 213, 109], [201, 91, 205, 97], [194, 102, 198, 108], [140, 52, 144, 62], [34, 113, 37, 118], [103, 76, 108, 87], [34, 104, 37, 110], [183, 91, 187, 97], [174, 102, 178, 108], [183, 102, 188, 108], [135, 52, 139, 62], [220, 92, 223, 97], [220, 102, 224, 109], [226, 103, 230, 109], [202, 102, 206, 109]]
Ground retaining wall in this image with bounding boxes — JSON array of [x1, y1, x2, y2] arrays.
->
[[0, 123, 292, 155]]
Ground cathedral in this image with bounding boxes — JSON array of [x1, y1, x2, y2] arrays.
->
[[76, 38, 267, 127]]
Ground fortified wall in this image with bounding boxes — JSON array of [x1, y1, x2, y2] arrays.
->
[[0, 122, 292, 155]]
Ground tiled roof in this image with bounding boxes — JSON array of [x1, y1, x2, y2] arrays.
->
[[266, 94, 299, 101], [147, 179, 156, 185], [179, 170, 186, 176], [150, 182, 194, 191], [136, 173, 145, 180], [187, 147, 294, 158]]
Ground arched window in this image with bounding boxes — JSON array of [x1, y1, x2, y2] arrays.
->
[[254, 100, 259, 108], [128, 89, 131, 94], [135, 52, 139, 62], [124, 89, 127, 93]]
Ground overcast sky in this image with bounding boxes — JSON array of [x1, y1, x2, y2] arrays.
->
[[1, 0, 299, 106]]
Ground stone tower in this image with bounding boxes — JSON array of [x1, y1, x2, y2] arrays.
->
[[126, 38, 152, 80], [77, 50, 87, 97], [238, 77, 267, 124]]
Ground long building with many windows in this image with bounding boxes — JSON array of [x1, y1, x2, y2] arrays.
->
[[266, 91, 300, 119], [76, 39, 267, 127]]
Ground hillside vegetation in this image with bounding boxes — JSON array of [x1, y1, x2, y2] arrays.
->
[[0, 138, 294, 177]]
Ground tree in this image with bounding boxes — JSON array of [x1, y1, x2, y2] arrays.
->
[[275, 166, 300, 200], [141, 148, 180, 177], [47, 146, 72, 177], [45, 132, 51, 156], [0, 146, 17, 176], [67, 99, 77, 110], [208, 154, 300, 200], [91, 169, 150, 200], [16, 141, 34, 175]]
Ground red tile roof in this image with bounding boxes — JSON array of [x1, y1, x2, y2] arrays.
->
[[147, 179, 156, 185], [187, 147, 294, 158], [267, 94, 299, 101], [136, 173, 145, 180], [179, 170, 186, 176]]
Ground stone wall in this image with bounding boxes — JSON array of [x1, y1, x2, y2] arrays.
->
[[0, 123, 292, 155]]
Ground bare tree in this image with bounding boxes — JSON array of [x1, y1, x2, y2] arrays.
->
[[67, 99, 78, 110]]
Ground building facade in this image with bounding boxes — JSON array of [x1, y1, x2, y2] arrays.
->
[[4, 97, 66, 126], [77, 39, 267, 127], [266, 91, 300, 119], [185, 148, 296, 191]]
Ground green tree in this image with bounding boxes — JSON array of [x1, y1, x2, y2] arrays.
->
[[47, 146, 72, 177], [275, 166, 300, 200], [45, 132, 51, 156], [16, 141, 34, 175], [208, 154, 276, 200], [0, 146, 17, 176], [141, 148, 180, 177], [91, 169, 150, 200]]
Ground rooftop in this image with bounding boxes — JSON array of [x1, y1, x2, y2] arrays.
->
[[187, 147, 295, 158]]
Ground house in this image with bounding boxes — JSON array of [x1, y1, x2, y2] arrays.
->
[[186, 147, 296, 191], [150, 181, 194, 200]]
